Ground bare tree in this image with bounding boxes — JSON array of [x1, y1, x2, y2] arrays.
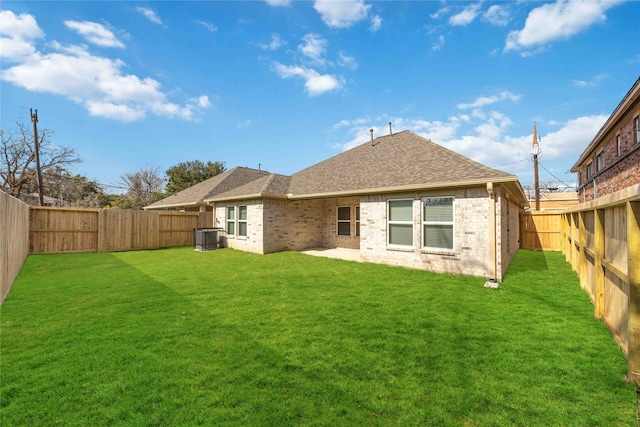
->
[[1, 121, 80, 197], [120, 165, 165, 209]]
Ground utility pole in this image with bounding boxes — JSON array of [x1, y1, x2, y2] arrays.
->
[[531, 123, 541, 211], [31, 108, 44, 206]]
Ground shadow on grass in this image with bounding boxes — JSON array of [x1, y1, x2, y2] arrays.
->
[[1, 252, 387, 426]]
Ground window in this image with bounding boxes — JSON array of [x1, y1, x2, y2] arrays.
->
[[388, 199, 413, 246], [238, 205, 248, 237], [226, 206, 235, 236], [355, 205, 360, 237], [337, 206, 351, 236], [617, 134, 622, 156], [422, 197, 454, 250], [596, 152, 604, 171], [635, 116, 640, 144], [586, 162, 593, 179]]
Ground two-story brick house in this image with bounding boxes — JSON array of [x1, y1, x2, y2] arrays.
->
[[571, 77, 640, 202]]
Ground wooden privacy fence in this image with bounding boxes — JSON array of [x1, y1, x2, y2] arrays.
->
[[561, 184, 640, 383], [0, 192, 30, 302], [520, 211, 563, 251], [30, 207, 213, 254]]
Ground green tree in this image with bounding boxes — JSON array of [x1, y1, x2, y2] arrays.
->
[[165, 160, 226, 194]]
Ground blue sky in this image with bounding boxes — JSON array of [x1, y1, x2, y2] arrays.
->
[[1, 1, 639, 194]]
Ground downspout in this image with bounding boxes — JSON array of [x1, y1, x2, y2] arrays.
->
[[486, 182, 498, 284]]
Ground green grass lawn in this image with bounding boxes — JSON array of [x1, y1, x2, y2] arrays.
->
[[1, 248, 635, 426]]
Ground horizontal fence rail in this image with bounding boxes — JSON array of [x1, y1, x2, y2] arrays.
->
[[561, 184, 640, 384], [520, 211, 563, 251], [30, 207, 213, 254]]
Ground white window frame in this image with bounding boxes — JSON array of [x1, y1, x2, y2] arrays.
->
[[586, 162, 593, 180], [238, 205, 248, 237], [422, 196, 454, 251], [635, 116, 640, 145], [337, 206, 351, 236], [355, 205, 360, 237], [226, 205, 236, 236], [387, 199, 414, 247]]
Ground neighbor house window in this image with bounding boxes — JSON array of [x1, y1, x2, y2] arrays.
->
[[596, 151, 604, 171], [337, 206, 351, 236], [388, 199, 413, 246], [355, 205, 360, 237], [238, 205, 248, 237], [226, 206, 235, 236], [586, 162, 593, 179], [422, 197, 454, 251], [617, 135, 622, 156], [635, 116, 640, 144]]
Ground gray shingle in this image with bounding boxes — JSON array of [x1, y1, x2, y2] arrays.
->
[[145, 166, 270, 209]]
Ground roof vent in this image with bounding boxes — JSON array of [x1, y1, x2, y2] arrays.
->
[[389, 121, 393, 137], [370, 128, 374, 146]]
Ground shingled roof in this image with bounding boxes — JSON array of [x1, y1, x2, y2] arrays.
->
[[144, 166, 270, 210], [208, 130, 524, 202], [205, 173, 291, 202]]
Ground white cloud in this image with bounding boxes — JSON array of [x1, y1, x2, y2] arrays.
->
[[136, 7, 163, 25], [370, 15, 382, 32], [332, 112, 609, 180], [259, 34, 286, 51], [265, 0, 291, 6], [430, 6, 450, 20], [338, 51, 358, 69], [505, 0, 623, 54], [538, 114, 608, 158], [64, 21, 124, 48], [457, 91, 520, 110], [483, 5, 510, 26], [449, 2, 482, 26], [432, 35, 445, 51], [198, 21, 218, 32], [86, 101, 145, 122], [272, 62, 344, 96], [572, 74, 607, 88], [298, 33, 327, 64], [237, 119, 252, 128], [1, 13, 210, 122], [0, 10, 45, 60], [313, 0, 371, 28]]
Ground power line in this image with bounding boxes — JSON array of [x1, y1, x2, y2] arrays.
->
[[538, 161, 577, 190]]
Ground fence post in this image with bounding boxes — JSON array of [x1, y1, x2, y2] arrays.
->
[[628, 201, 640, 383], [594, 208, 605, 320], [97, 209, 103, 252], [579, 211, 587, 292]]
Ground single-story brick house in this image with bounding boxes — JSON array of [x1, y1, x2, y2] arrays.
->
[[205, 130, 527, 282], [145, 166, 269, 212], [571, 76, 640, 202]]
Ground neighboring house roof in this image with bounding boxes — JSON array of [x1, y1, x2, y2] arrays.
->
[[208, 130, 527, 203], [571, 76, 640, 172], [144, 166, 270, 210]]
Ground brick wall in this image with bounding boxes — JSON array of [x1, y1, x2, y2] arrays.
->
[[215, 199, 265, 254], [577, 101, 640, 202], [499, 190, 522, 280], [215, 185, 519, 281], [359, 187, 493, 279]]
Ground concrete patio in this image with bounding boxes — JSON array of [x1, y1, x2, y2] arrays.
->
[[300, 247, 363, 262]]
